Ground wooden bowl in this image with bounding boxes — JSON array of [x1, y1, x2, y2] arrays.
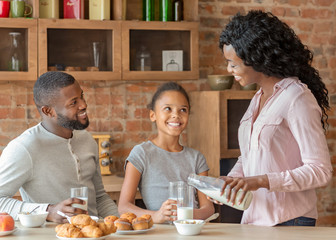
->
[[207, 75, 234, 90]]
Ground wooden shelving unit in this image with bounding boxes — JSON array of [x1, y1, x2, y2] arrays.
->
[[0, 0, 199, 81]]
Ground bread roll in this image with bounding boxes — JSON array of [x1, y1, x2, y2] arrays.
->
[[71, 214, 97, 228], [97, 222, 117, 235], [56, 223, 84, 238], [81, 225, 103, 238], [114, 218, 132, 230], [132, 217, 149, 230]]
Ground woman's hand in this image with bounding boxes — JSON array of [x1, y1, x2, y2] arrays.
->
[[219, 175, 269, 206], [152, 199, 176, 223]]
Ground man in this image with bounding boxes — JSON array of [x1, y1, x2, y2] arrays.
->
[[0, 72, 118, 223]]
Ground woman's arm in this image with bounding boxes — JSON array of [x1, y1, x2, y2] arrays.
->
[[118, 162, 175, 223], [193, 171, 215, 220]]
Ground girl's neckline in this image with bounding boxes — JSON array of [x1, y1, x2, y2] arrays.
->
[[148, 140, 184, 153]]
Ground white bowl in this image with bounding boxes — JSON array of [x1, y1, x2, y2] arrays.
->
[[173, 219, 205, 236], [18, 212, 48, 228]]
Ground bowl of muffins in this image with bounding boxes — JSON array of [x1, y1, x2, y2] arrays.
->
[[104, 212, 154, 235]]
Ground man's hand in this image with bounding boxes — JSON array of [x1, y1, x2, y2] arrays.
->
[[46, 198, 88, 223]]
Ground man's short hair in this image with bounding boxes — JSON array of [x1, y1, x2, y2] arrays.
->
[[33, 71, 75, 111]]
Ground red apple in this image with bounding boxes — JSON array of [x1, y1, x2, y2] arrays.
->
[[0, 213, 15, 232]]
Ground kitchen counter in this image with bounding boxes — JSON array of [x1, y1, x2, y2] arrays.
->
[[6, 222, 336, 240]]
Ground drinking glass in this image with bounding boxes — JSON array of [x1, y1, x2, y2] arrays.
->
[[177, 185, 194, 220], [168, 181, 184, 222], [91, 41, 103, 70], [71, 186, 88, 211]]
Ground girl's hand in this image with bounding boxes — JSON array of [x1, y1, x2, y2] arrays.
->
[[152, 199, 177, 223]]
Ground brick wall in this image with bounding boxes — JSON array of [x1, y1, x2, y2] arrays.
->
[[0, 0, 335, 225]]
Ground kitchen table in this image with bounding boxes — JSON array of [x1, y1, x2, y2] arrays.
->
[[5, 222, 336, 240]]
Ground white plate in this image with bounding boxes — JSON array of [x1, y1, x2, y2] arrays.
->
[[0, 227, 18, 236], [116, 226, 155, 235], [56, 234, 110, 240]]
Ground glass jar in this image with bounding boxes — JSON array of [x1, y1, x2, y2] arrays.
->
[[8, 32, 24, 72], [187, 173, 253, 211], [136, 46, 151, 71]]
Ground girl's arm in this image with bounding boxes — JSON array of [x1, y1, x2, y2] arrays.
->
[[193, 171, 215, 220], [118, 162, 175, 223]]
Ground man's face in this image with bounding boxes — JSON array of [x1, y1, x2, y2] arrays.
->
[[53, 81, 89, 130]]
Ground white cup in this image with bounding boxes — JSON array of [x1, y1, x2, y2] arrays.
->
[[71, 186, 88, 211], [177, 185, 194, 220]]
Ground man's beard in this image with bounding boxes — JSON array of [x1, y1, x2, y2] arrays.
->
[[57, 112, 89, 130]]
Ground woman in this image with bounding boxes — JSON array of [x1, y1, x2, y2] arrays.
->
[[216, 10, 332, 226]]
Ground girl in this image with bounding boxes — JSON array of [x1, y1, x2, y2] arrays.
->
[[118, 82, 215, 223]]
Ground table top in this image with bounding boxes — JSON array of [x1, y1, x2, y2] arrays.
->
[[5, 222, 336, 240]]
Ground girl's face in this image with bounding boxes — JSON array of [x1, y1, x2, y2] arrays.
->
[[223, 44, 263, 87], [150, 90, 189, 138]]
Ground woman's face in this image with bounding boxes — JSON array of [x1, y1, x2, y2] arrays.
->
[[223, 44, 263, 87], [150, 90, 189, 138]]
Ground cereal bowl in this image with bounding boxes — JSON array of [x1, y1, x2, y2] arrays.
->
[[18, 211, 48, 228], [173, 219, 205, 236]]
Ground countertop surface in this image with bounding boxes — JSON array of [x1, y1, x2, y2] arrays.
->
[[5, 222, 336, 240]]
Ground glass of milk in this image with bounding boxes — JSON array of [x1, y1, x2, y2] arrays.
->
[[177, 184, 194, 220], [71, 186, 88, 211]]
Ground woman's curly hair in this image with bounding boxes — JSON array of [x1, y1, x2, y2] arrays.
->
[[219, 10, 329, 130]]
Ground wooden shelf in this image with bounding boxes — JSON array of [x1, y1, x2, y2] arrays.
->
[[38, 19, 122, 81], [0, 0, 199, 81], [0, 18, 38, 81], [121, 20, 199, 80]]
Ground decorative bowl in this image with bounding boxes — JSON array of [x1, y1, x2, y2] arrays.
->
[[173, 219, 205, 236], [207, 75, 234, 90], [18, 211, 48, 228]]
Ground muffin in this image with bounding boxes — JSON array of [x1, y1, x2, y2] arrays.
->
[[120, 212, 137, 223], [132, 217, 149, 230], [104, 215, 119, 225], [141, 214, 154, 228], [114, 218, 132, 230]]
